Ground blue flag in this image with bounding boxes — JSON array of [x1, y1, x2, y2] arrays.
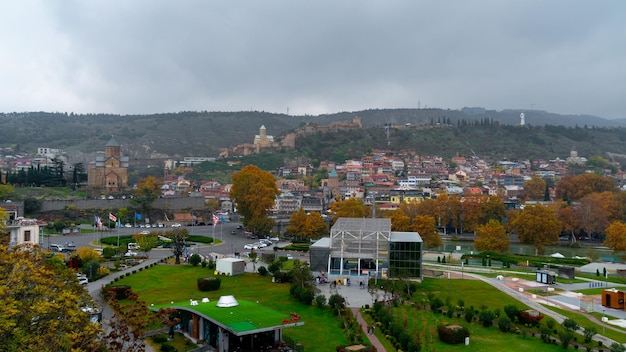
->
[[135, 212, 142, 220]]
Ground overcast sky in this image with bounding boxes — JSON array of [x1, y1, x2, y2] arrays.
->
[[1, 1, 625, 119]]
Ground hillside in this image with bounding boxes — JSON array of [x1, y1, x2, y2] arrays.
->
[[1, 109, 625, 167]]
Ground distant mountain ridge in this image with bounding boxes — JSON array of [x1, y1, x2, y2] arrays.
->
[[1, 108, 624, 164]]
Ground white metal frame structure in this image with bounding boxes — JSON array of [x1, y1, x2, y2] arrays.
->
[[328, 217, 391, 278]]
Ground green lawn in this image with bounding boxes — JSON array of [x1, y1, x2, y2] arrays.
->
[[113, 264, 623, 352], [113, 264, 351, 351]]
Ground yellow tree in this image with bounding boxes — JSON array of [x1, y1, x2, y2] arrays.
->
[[555, 173, 617, 201], [604, 221, 626, 258], [447, 195, 463, 234], [411, 215, 441, 249], [0, 244, 102, 350], [388, 211, 411, 231], [523, 176, 547, 201], [510, 204, 561, 255], [329, 198, 367, 224], [230, 165, 279, 235], [286, 209, 328, 240], [474, 219, 510, 253]]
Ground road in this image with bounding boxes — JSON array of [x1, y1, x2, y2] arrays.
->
[[46, 220, 271, 257]]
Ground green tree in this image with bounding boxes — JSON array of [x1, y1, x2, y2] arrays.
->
[[133, 233, 159, 257], [510, 204, 561, 255], [0, 184, 15, 200], [230, 165, 279, 236], [474, 219, 510, 253], [0, 244, 102, 350]]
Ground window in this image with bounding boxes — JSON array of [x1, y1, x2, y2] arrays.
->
[[24, 230, 31, 242]]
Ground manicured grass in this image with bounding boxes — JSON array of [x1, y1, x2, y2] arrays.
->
[[113, 264, 351, 351]]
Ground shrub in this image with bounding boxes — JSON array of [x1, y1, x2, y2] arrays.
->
[[189, 254, 202, 266], [160, 342, 177, 352], [314, 294, 327, 308], [197, 277, 221, 291], [430, 297, 444, 313], [257, 266, 268, 276], [518, 309, 544, 326], [437, 324, 469, 344], [151, 334, 168, 343], [478, 309, 495, 327], [583, 326, 597, 343], [103, 285, 132, 300], [558, 330, 574, 349], [497, 315, 512, 332], [504, 304, 519, 321]]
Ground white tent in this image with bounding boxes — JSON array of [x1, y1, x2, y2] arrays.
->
[[550, 252, 565, 258], [216, 295, 239, 308]]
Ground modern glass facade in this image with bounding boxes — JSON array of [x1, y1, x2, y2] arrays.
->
[[388, 240, 422, 279]]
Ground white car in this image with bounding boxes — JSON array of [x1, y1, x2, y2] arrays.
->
[[243, 244, 258, 250], [125, 251, 138, 257], [171, 223, 182, 228], [50, 244, 65, 252], [78, 277, 89, 285], [139, 230, 150, 235], [125, 223, 132, 228]]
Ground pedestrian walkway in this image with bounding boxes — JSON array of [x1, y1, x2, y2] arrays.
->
[[351, 307, 386, 352]]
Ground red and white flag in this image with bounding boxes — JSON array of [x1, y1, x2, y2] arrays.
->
[[212, 214, 219, 227], [109, 213, 117, 222]]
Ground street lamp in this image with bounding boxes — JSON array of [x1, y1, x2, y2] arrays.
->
[[602, 309, 606, 334]]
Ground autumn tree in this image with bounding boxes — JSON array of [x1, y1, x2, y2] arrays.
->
[[558, 205, 581, 241], [603, 221, 626, 258], [230, 165, 279, 235], [329, 198, 367, 224], [411, 215, 441, 249], [474, 219, 510, 253], [388, 211, 411, 231], [461, 194, 484, 233], [133, 232, 159, 257], [510, 204, 561, 255], [0, 244, 102, 350], [575, 192, 616, 238], [433, 194, 452, 231], [555, 174, 617, 202], [480, 195, 506, 224], [130, 176, 163, 214], [286, 209, 328, 240], [524, 176, 546, 201]]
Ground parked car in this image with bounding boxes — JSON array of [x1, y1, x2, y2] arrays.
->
[[125, 251, 138, 257], [125, 223, 132, 228], [50, 244, 65, 252], [78, 277, 89, 285], [171, 223, 182, 228], [139, 230, 150, 235], [236, 225, 244, 229], [243, 243, 258, 250]]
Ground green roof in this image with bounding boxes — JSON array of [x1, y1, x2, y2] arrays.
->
[[152, 298, 304, 336]]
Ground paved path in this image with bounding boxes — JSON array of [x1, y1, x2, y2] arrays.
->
[[351, 308, 386, 352]]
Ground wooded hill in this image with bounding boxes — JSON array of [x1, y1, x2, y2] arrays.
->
[[1, 109, 625, 167]]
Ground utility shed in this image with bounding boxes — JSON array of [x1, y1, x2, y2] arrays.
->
[[216, 258, 245, 276]]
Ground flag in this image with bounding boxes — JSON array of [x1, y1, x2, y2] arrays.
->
[[94, 215, 99, 225], [212, 214, 219, 228], [96, 216, 102, 230], [118, 218, 122, 228], [109, 213, 117, 222], [135, 212, 142, 221]]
